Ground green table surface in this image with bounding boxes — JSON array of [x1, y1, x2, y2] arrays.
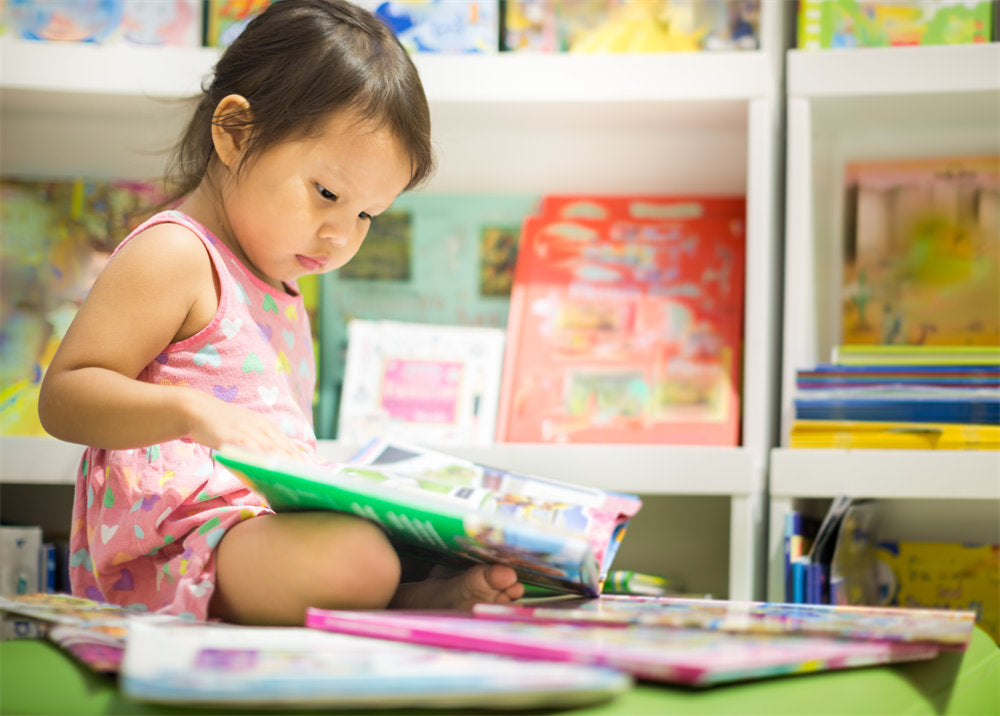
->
[[2, 627, 998, 715]]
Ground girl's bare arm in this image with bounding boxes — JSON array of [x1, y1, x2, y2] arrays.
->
[[38, 223, 298, 455]]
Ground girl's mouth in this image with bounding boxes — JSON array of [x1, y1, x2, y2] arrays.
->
[[296, 254, 328, 272]]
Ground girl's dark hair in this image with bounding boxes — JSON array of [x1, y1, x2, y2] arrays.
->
[[165, 0, 433, 203]]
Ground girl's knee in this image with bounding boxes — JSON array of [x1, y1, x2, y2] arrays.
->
[[314, 516, 401, 608]]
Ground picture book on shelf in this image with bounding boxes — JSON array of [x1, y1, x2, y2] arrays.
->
[[472, 593, 978, 648], [215, 438, 642, 596], [797, 0, 994, 49], [4, 0, 203, 46], [496, 196, 745, 445], [337, 320, 505, 446], [841, 155, 1000, 347], [875, 540, 999, 645], [0, 177, 168, 435], [120, 620, 629, 710], [305, 607, 941, 687], [503, 0, 760, 53], [359, 0, 499, 53]]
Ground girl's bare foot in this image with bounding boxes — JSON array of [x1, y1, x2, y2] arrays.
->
[[390, 563, 524, 610]]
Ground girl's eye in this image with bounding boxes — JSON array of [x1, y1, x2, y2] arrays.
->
[[316, 184, 337, 201]]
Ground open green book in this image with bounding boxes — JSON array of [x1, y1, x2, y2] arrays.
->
[[215, 438, 642, 596]]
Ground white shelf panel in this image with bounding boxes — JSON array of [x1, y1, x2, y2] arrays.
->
[[788, 43, 1000, 97], [771, 448, 1000, 500], [417, 51, 772, 103], [1, 437, 755, 495], [0, 437, 85, 485], [0, 40, 217, 98], [1, 39, 766, 190], [1, 39, 774, 105]]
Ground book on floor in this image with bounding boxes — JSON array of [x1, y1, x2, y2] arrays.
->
[[305, 606, 942, 688], [120, 620, 630, 709], [473, 594, 977, 648]]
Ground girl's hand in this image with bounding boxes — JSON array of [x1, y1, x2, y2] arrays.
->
[[186, 391, 304, 458]]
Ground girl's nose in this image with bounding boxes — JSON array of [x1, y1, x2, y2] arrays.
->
[[320, 224, 350, 249]]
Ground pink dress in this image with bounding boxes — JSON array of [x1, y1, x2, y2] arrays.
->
[[68, 210, 318, 619]]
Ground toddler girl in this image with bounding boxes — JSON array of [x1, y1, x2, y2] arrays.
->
[[39, 0, 523, 625]]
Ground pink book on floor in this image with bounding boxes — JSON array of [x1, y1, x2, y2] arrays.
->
[[473, 595, 977, 649], [304, 608, 940, 687]]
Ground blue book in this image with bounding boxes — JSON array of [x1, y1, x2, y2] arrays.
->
[[792, 560, 808, 604], [795, 397, 1000, 425]]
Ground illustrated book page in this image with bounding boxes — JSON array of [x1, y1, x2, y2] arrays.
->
[[215, 438, 642, 596]]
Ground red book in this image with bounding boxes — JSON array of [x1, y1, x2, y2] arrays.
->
[[496, 197, 745, 445]]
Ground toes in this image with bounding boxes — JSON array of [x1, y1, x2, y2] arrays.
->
[[483, 563, 519, 591]]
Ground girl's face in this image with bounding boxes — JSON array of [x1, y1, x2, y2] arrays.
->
[[219, 108, 413, 290]]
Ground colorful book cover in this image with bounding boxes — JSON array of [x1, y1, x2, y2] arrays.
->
[[360, 0, 499, 53], [496, 202, 745, 445], [305, 608, 941, 687], [204, 0, 270, 47], [503, 1, 760, 53], [215, 437, 642, 597], [120, 620, 630, 709], [0, 177, 166, 436], [0, 593, 183, 672], [841, 156, 1000, 347], [119, 0, 202, 46], [797, 0, 994, 49], [875, 540, 1000, 645], [337, 320, 505, 446], [4, 0, 202, 45], [473, 593, 977, 648]]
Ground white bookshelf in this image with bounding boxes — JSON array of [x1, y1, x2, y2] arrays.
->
[[772, 43, 1000, 601], [0, 3, 787, 601]]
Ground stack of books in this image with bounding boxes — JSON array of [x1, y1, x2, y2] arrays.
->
[[790, 346, 1000, 450]]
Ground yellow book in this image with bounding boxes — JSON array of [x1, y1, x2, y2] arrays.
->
[[833, 345, 1000, 366], [876, 541, 999, 645], [790, 420, 1000, 450]]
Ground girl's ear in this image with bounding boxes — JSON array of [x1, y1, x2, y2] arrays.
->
[[211, 94, 254, 171]]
